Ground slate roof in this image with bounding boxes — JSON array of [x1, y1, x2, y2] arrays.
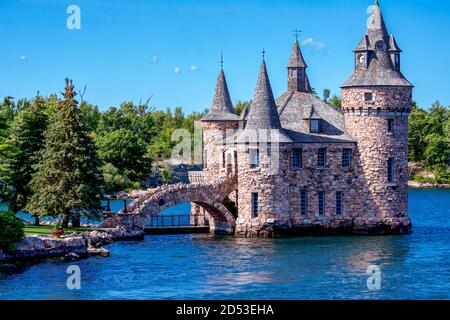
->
[[287, 40, 307, 68], [342, 1, 413, 88], [242, 60, 282, 130], [202, 69, 240, 121], [276, 91, 356, 143], [234, 59, 293, 144]]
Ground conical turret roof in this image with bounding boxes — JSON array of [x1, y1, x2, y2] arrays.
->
[[202, 69, 239, 121], [244, 59, 282, 130]]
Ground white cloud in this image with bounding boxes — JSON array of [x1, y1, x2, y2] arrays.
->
[[19, 55, 28, 61], [189, 65, 198, 72], [174, 66, 181, 74], [302, 38, 327, 51], [152, 55, 158, 63]]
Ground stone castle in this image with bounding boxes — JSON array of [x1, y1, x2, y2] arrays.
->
[[112, 1, 413, 237]]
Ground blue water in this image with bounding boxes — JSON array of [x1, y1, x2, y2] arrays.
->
[[0, 189, 449, 300]]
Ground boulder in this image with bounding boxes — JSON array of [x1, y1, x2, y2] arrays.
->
[[87, 247, 110, 257], [63, 252, 81, 262]]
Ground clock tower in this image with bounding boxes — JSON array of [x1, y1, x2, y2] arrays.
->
[[341, 0, 413, 226]]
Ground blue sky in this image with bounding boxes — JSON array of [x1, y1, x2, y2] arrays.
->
[[0, 0, 449, 113]]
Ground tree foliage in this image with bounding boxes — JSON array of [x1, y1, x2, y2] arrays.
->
[[25, 79, 103, 226], [7, 96, 48, 213], [0, 210, 24, 252]]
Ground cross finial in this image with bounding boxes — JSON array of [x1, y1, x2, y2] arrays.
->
[[293, 29, 302, 41]]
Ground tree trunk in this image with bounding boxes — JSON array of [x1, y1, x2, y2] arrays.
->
[[71, 216, 81, 228], [33, 215, 40, 226], [62, 214, 70, 228]]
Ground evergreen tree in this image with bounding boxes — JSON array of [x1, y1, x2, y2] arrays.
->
[[26, 79, 103, 228], [0, 115, 18, 199], [7, 96, 48, 223]]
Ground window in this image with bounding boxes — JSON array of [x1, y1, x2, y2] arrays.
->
[[364, 92, 373, 102], [318, 148, 327, 168], [336, 192, 343, 216], [293, 148, 302, 168], [300, 189, 308, 216], [318, 191, 325, 215], [251, 193, 259, 217], [204, 150, 207, 168], [310, 119, 320, 133], [342, 149, 352, 168], [250, 148, 260, 169], [222, 151, 226, 168], [266, 143, 272, 158], [387, 158, 394, 183], [388, 119, 394, 133]]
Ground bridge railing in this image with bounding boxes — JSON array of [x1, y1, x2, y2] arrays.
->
[[188, 171, 205, 184], [146, 214, 209, 229]]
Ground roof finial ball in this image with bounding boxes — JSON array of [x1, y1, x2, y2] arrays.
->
[[220, 50, 224, 69], [262, 48, 266, 60]]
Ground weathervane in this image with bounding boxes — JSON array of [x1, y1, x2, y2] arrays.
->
[[293, 29, 302, 41]]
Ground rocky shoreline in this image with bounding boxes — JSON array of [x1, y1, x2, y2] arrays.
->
[[0, 228, 144, 269], [408, 181, 450, 189]]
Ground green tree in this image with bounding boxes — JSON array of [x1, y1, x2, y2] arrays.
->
[[424, 133, 450, 167], [328, 95, 342, 110], [80, 101, 100, 132], [0, 115, 18, 198], [0, 211, 24, 252], [96, 128, 151, 183], [7, 96, 48, 223], [26, 79, 103, 228], [322, 89, 330, 103], [408, 103, 428, 161], [102, 163, 133, 193], [160, 169, 172, 185], [234, 101, 250, 116]]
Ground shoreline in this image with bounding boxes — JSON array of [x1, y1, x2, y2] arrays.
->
[[408, 181, 450, 189], [0, 228, 144, 270]]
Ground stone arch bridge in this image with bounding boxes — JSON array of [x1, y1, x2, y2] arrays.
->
[[103, 175, 237, 234]]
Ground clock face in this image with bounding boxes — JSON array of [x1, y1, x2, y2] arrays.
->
[[359, 54, 365, 64]]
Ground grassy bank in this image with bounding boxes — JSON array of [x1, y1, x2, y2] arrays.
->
[[23, 225, 94, 236]]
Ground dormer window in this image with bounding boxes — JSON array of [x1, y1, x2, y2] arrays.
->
[[310, 119, 320, 133]]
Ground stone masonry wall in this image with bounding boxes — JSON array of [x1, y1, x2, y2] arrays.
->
[[235, 142, 371, 237], [342, 86, 412, 222], [191, 120, 239, 228]]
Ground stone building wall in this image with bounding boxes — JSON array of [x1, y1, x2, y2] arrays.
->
[[234, 142, 369, 237], [342, 86, 412, 220], [191, 120, 239, 226]]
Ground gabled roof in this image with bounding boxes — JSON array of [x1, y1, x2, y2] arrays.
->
[[202, 69, 239, 121]]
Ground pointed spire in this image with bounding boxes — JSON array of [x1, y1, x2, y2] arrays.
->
[[202, 65, 239, 122], [244, 58, 282, 130], [388, 35, 402, 52], [287, 39, 310, 92], [287, 39, 307, 68], [367, 0, 389, 41]]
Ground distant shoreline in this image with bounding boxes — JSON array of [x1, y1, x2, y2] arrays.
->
[[408, 181, 450, 189]]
